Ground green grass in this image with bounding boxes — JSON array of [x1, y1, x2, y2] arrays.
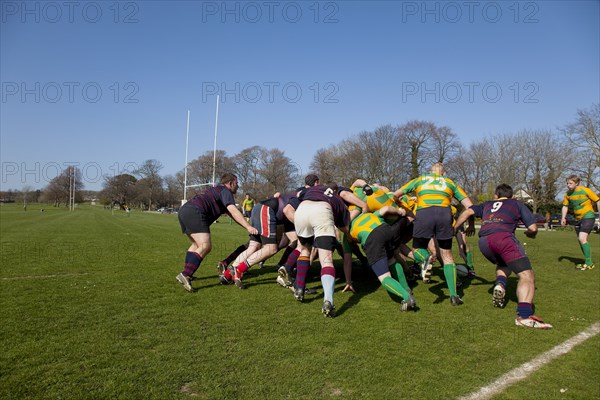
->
[[1, 203, 599, 399]]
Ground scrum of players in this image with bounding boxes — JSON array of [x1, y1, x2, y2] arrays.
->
[[175, 163, 577, 329]]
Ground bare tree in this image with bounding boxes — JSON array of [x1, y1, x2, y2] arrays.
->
[[40, 167, 83, 206], [494, 130, 569, 213], [358, 124, 407, 188], [99, 174, 137, 208], [446, 140, 494, 202], [310, 147, 342, 184], [430, 125, 460, 164], [134, 159, 164, 210], [396, 120, 436, 179], [258, 149, 299, 197], [163, 175, 183, 207], [185, 150, 236, 195], [487, 133, 524, 189], [233, 146, 266, 196], [559, 103, 600, 191]]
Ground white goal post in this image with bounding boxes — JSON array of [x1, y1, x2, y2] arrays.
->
[[182, 95, 220, 205]]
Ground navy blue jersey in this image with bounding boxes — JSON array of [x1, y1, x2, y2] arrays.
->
[[259, 193, 300, 223], [296, 186, 310, 199], [472, 198, 535, 237], [187, 185, 235, 224], [337, 186, 352, 195], [277, 193, 300, 222], [300, 185, 350, 228]]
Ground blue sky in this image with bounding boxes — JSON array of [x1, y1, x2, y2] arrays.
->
[[1, 0, 599, 191]]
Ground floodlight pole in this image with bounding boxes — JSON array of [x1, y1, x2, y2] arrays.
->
[[69, 166, 75, 212], [212, 95, 219, 187], [72, 168, 75, 211], [183, 109, 190, 201]]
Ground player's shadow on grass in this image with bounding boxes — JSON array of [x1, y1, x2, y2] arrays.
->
[[423, 267, 494, 304], [487, 276, 520, 306], [332, 262, 380, 316], [558, 255, 585, 266], [457, 274, 494, 290], [236, 264, 324, 301]]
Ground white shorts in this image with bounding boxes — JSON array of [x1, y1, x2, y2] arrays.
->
[[294, 201, 336, 239]]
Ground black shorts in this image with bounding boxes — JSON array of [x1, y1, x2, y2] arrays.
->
[[178, 204, 211, 234], [575, 218, 595, 235], [413, 207, 453, 241], [388, 217, 410, 249], [363, 224, 395, 265]]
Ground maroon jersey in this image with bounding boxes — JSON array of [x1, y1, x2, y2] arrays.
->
[[472, 198, 535, 236], [300, 185, 350, 228], [186, 185, 235, 224], [259, 193, 300, 223]]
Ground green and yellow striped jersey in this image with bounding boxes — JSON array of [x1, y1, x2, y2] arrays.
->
[[349, 211, 384, 246], [400, 174, 468, 210], [562, 186, 600, 220]]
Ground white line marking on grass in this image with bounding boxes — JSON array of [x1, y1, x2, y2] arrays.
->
[[458, 322, 600, 400], [1, 272, 89, 280]]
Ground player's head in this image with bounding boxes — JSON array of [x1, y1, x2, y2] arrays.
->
[[221, 173, 239, 194], [305, 174, 320, 187], [566, 174, 580, 191], [430, 162, 445, 175], [326, 182, 339, 193], [495, 184, 513, 199]]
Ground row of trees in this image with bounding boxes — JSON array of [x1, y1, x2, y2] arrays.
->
[[4, 104, 597, 213]]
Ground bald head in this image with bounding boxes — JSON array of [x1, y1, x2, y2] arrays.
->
[[430, 162, 445, 175]]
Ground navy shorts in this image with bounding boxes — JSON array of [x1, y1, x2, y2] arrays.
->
[[413, 207, 454, 241], [178, 204, 211, 234]]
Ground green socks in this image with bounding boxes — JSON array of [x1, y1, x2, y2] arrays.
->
[[466, 251, 474, 269], [581, 242, 593, 265], [412, 248, 429, 264], [382, 276, 411, 300], [443, 264, 457, 296], [391, 263, 411, 293]]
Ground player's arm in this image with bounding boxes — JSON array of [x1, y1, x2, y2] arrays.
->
[[339, 190, 370, 214], [560, 205, 569, 226], [454, 207, 475, 236], [340, 233, 356, 292], [379, 205, 406, 219], [226, 204, 258, 235], [350, 178, 367, 188], [525, 223, 538, 238], [459, 196, 473, 209], [392, 188, 405, 205], [282, 204, 296, 224]]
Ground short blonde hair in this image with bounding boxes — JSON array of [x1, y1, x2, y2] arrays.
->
[[430, 162, 445, 175], [566, 174, 580, 185]]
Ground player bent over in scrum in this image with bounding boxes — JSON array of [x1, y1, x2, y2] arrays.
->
[[293, 184, 354, 318], [344, 206, 417, 311], [220, 193, 299, 289], [176, 173, 257, 292]]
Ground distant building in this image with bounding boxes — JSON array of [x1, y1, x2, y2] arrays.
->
[[514, 189, 533, 205]]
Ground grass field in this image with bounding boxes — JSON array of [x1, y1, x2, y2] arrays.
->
[[1, 203, 599, 399]]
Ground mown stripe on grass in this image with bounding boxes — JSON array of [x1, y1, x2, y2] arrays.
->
[[457, 321, 600, 400], [1, 272, 89, 280]]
